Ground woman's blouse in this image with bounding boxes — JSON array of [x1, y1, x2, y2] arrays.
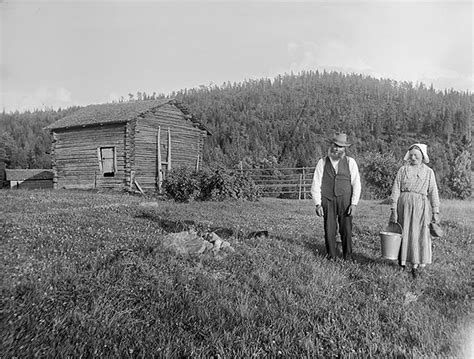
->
[[391, 164, 440, 213]]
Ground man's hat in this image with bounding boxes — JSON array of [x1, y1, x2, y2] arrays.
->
[[328, 133, 351, 147]]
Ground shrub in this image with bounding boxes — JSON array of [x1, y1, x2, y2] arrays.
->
[[200, 169, 261, 201], [162, 167, 203, 202], [447, 150, 472, 199], [162, 167, 261, 202], [359, 151, 402, 200]]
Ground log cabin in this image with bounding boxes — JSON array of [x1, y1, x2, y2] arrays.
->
[[45, 99, 210, 192]]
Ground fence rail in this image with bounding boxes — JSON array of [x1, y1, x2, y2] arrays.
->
[[239, 167, 315, 199]]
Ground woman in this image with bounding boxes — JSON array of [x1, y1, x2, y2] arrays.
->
[[389, 143, 440, 278]]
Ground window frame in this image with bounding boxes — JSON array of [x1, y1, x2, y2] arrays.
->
[[97, 146, 117, 177]]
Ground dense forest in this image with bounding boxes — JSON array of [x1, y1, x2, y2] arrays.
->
[[1, 71, 472, 198]]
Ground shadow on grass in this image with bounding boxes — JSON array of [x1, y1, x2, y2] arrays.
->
[[136, 212, 271, 240], [275, 232, 400, 271], [352, 252, 399, 268], [137, 210, 402, 271]]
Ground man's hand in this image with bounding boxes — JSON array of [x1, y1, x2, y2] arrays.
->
[[432, 212, 440, 224], [315, 205, 324, 217], [389, 209, 398, 223], [347, 204, 357, 216]]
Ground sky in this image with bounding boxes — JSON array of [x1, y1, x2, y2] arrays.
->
[[0, 0, 472, 113]]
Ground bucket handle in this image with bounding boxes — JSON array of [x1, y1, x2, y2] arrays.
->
[[386, 221, 403, 234]]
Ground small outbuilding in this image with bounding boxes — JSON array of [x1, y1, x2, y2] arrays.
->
[[45, 99, 210, 192], [5, 169, 54, 189]]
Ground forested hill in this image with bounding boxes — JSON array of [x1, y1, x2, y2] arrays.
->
[[0, 106, 80, 169], [173, 71, 472, 198], [174, 71, 471, 167], [1, 71, 472, 198]]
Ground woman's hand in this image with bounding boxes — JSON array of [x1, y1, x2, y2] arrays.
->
[[389, 209, 398, 223], [432, 212, 440, 224]]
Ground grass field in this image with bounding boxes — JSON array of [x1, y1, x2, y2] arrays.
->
[[1, 189, 473, 357]]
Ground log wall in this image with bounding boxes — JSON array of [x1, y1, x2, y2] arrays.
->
[[133, 104, 207, 190], [52, 124, 127, 190]]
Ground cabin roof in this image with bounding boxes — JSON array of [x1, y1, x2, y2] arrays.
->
[[44, 99, 211, 134], [5, 169, 54, 181]]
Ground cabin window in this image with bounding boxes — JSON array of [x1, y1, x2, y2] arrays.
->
[[98, 147, 116, 177]]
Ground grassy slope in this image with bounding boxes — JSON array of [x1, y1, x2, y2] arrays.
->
[[1, 190, 472, 357]]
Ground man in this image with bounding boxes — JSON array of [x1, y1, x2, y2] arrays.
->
[[310, 133, 361, 260]]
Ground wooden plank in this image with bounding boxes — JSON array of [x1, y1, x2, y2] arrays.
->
[[253, 179, 303, 185], [256, 183, 299, 188], [167, 127, 171, 171], [157, 127, 162, 193], [134, 179, 145, 195], [298, 174, 302, 200], [96, 148, 102, 173], [303, 168, 306, 199], [241, 167, 317, 172]]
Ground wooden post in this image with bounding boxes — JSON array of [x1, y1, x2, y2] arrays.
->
[[130, 171, 135, 190], [134, 179, 145, 195], [196, 154, 200, 171], [157, 127, 162, 193], [97, 148, 102, 173], [167, 128, 171, 171], [302, 167, 306, 199], [298, 173, 303, 200], [113, 146, 117, 174]]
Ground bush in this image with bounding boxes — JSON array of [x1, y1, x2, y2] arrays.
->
[[162, 167, 261, 202], [359, 151, 402, 200], [200, 169, 261, 201], [447, 150, 472, 199], [162, 167, 203, 202]]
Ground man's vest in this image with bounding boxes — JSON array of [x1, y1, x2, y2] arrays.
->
[[321, 156, 352, 199]]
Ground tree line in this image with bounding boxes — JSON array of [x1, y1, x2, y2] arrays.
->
[[1, 70, 471, 198], [172, 71, 471, 198]]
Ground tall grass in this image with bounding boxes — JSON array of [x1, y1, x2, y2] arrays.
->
[[1, 190, 472, 357]]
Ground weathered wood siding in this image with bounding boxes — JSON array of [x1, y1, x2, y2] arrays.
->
[[52, 124, 127, 189], [125, 119, 136, 190], [10, 179, 54, 190], [133, 104, 206, 190]]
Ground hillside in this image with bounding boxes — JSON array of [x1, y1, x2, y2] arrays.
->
[[174, 71, 472, 198], [1, 71, 472, 198]]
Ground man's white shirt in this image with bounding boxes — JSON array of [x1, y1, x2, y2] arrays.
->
[[310, 156, 361, 207]]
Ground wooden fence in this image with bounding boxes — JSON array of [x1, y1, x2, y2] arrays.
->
[[240, 167, 316, 199]]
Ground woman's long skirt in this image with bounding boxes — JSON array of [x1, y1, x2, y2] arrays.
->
[[397, 192, 432, 266]]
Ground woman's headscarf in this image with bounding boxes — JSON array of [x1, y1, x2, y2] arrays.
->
[[404, 143, 429, 163]]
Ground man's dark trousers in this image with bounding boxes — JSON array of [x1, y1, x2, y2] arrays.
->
[[322, 194, 353, 259]]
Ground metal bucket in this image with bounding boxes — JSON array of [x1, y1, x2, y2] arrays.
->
[[380, 222, 402, 260]]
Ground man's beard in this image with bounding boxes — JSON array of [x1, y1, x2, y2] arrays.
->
[[329, 149, 345, 160]]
